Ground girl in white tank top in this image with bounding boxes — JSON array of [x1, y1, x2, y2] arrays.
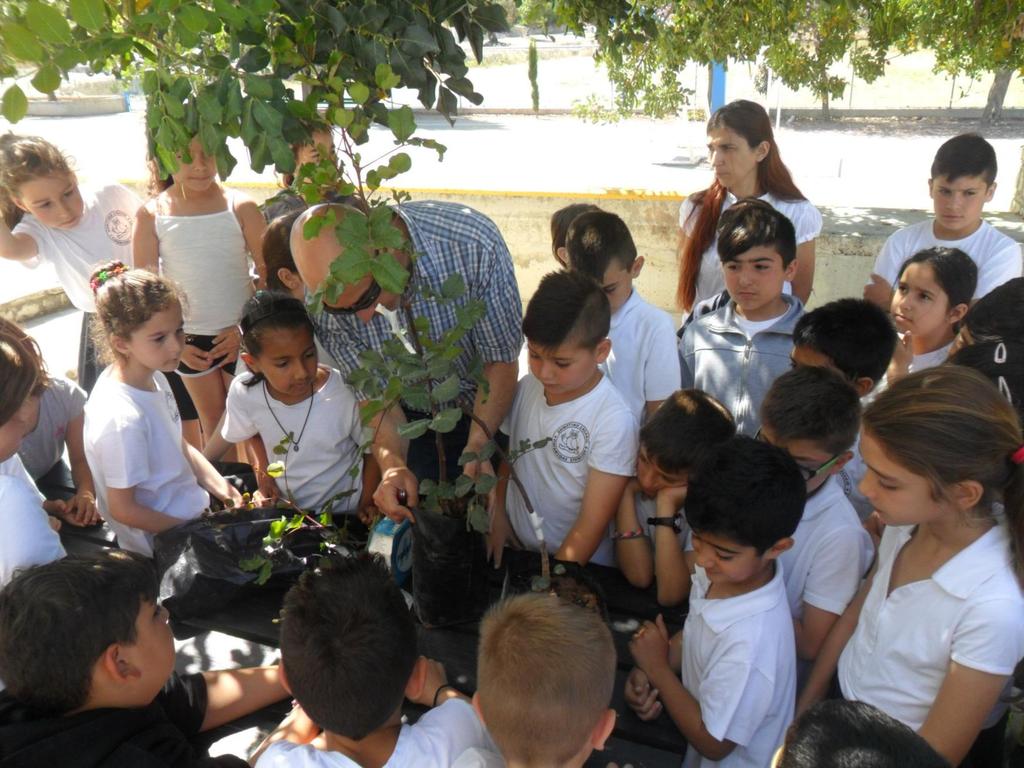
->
[[133, 136, 267, 450]]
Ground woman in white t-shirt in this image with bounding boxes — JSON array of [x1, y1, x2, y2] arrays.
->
[[798, 367, 1024, 767], [84, 262, 242, 556], [0, 133, 141, 391], [203, 291, 369, 514], [677, 100, 821, 315]]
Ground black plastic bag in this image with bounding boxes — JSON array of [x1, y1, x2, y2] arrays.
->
[[153, 507, 327, 621]]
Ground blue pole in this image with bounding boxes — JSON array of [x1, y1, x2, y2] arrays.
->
[[710, 62, 726, 112]]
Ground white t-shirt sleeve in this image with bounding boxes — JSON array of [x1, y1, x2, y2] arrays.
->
[[588, 405, 638, 477], [451, 747, 505, 768], [950, 596, 1024, 676], [397, 698, 491, 768], [975, 239, 1023, 298], [679, 197, 698, 232], [695, 646, 774, 747], [254, 741, 333, 767], [791, 201, 822, 244], [222, 377, 260, 443], [873, 230, 908, 286], [0, 476, 66, 586], [803, 527, 872, 616], [643, 311, 683, 402]]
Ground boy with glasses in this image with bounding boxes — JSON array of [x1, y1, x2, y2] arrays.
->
[[758, 366, 874, 689]]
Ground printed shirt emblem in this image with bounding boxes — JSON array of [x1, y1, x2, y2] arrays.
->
[[105, 209, 132, 245], [552, 421, 590, 464]]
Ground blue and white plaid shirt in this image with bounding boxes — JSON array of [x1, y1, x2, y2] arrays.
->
[[314, 201, 523, 402]]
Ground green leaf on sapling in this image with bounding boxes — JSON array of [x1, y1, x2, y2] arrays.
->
[[197, 89, 224, 123], [266, 461, 286, 478], [244, 75, 274, 99], [407, 137, 447, 161], [429, 408, 462, 434], [467, 500, 490, 534], [178, 4, 209, 34], [457, 451, 478, 467], [473, 472, 496, 493], [440, 272, 465, 299], [269, 518, 286, 538], [398, 418, 430, 440], [333, 107, 354, 129], [387, 105, 416, 141], [532, 438, 552, 450], [431, 374, 460, 404], [477, 442, 496, 462], [375, 62, 402, 90], [388, 153, 412, 174], [454, 474, 474, 497], [370, 253, 409, 295], [347, 82, 370, 104]]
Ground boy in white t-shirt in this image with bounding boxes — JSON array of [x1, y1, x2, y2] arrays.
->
[[790, 299, 898, 521], [758, 367, 874, 686], [490, 271, 638, 567], [565, 210, 680, 421], [865, 133, 1022, 308], [626, 436, 804, 768], [615, 389, 735, 606], [253, 554, 491, 768]]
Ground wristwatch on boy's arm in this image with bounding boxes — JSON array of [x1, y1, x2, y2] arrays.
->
[[647, 514, 682, 533]]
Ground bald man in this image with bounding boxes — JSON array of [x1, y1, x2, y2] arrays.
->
[[291, 201, 522, 522]]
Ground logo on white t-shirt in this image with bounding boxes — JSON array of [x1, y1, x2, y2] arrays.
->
[[164, 391, 181, 424], [552, 422, 590, 464], [105, 209, 133, 245]]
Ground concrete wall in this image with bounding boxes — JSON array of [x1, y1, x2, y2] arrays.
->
[[7, 184, 1022, 322]]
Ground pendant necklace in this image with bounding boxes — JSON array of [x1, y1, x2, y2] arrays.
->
[[263, 382, 314, 452]]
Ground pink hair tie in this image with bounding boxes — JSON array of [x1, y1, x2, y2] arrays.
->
[[1012, 445, 1024, 465]]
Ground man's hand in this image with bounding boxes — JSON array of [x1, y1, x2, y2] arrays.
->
[[486, 500, 516, 568], [887, 331, 913, 383], [373, 466, 419, 523], [863, 273, 893, 309], [64, 491, 102, 526], [624, 666, 662, 721], [630, 615, 671, 677]]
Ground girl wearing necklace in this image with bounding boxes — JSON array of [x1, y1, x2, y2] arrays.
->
[[204, 291, 372, 514]]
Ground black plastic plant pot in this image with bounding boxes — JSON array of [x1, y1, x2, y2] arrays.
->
[[411, 506, 489, 628]]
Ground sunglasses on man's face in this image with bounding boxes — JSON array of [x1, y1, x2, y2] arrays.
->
[[322, 277, 382, 316]]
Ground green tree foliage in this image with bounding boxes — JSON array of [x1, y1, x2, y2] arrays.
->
[[895, 3, 1024, 123], [553, 0, 896, 118]]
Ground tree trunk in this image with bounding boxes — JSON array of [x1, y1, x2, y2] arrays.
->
[[820, 91, 830, 120], [982, 68, 1013, 125]]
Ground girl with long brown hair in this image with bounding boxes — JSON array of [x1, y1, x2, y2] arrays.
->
[[677, 100, 820, 314]]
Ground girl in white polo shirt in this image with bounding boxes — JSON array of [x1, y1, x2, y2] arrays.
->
[[799, 366, 1024, 767]]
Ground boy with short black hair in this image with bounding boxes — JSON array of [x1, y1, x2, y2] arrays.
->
[[0, 550, 286, 767], [759, 367, 873, 683], [865, 133, 1022, 308], [491, 271, 637, 567], [627, 436, 804, 768], [678, 199, 804, 435], [254, 554, 489, 768], [458, 593, 617, 768], [791, 298, 898, 519], [775, 700, 949, 768], [615, 390, 735, 606], [566, 210, 679, 421]]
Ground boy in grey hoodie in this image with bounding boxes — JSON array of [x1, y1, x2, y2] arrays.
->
[[678, 199, 804, 435]]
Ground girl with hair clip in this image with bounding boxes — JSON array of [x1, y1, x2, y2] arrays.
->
[[677, 99, 821, 315], [0, 326, 65, 586], [888, 246, 977, 381], [83, 262, 242, 557], [798, 366, 1024, 767], [0, 133, 141, 391], [133, 135, 267, 451], [203, 291, 371, 514]]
